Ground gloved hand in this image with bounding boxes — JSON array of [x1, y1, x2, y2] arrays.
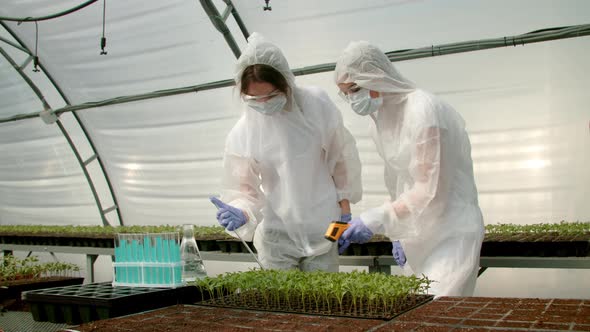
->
[[209, 197, 247, 231], [340, 213, 352, 223], [392, 240, 406, 267], [338, 217, 373, 254]]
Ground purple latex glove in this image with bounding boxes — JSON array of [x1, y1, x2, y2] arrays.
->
[[392, 240, 406, 267], [338, 217, 373, 254], [209, 196, 247, 231], [340, 213, 352, 223]]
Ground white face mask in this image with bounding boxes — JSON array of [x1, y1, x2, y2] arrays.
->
[[347, 88, 383, 116], [246, 94, 287, 115]]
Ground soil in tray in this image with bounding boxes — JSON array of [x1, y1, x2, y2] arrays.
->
[[198, 291, 434, 320], [73, 304, 386, 332]]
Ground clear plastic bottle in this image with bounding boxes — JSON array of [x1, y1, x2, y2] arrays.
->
[[180, 224, 207, 282]]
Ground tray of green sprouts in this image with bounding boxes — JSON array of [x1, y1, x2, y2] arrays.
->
[[191, 269, 433, 320]]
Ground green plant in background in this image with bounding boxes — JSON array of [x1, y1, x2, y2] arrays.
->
[[485, 221, 590, 234], [2, 222, 587, 240], [192, 269, 432, 317], [0, 224, 230, 238], [0, 255, 80, 284]]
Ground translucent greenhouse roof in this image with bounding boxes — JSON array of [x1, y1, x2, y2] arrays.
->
[[1, 0, 589, 227]]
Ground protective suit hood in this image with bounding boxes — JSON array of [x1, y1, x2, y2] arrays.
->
[[235, 32, 296, 107], [334, 41, 416, 94]]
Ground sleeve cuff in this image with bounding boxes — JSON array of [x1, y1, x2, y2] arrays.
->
[[336, 192, 351, 202], [226, 199, 259, 242], [360, 203, 387, 234]]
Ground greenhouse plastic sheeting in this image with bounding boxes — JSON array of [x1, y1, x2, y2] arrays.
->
[[0, 119, 98, 225], [0, 50, 42, 119], [231, 0, 590, 70], [75, 87, 239, 226], [0, 0, 589, 227], [1, 0, 237, 104]]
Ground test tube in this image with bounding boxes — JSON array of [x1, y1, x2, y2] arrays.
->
[[150, 235, 158, 284], [144, 235, 151, 285], [156, 236, 163, 285], [114, 236, 121, 283], [170, 234, 181, 284], [119, 237, 128, 283], [162, 235, 169, 285]]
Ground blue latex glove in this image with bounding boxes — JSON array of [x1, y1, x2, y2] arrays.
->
[[340, 213, 352, 223], [338, 217, 373, 254], [392, 240, 407, 267], [209, 196, 247, 231]]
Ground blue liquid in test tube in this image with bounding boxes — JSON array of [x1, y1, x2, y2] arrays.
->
[[119, 239, 128, 283], [170, 235, 181, 284], [156, 236, 163, 285], [114, 240, 120, 283], [143, 236, 151, 285]]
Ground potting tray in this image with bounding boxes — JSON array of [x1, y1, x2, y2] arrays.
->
[[22, 281, 200, 325], [0, 276, 84, 311], [198, 291, 434, 320], [69, 297, 590, 332]]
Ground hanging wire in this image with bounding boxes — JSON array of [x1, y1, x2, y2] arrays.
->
[[0, 1, 98, 22], [100, 0, 107, 55], [15, 19, 41, 72], [33, 21, 40, 72]]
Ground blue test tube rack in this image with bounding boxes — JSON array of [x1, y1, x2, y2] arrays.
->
[[112, 232, 183, 288]]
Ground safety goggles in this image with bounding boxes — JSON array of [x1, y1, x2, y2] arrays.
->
[[337, 84, 363, 103], [242, 90, 282, 102]]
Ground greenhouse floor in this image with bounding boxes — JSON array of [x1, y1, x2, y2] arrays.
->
[[65, 296, 590, 332], [0, 311, 71, 332]]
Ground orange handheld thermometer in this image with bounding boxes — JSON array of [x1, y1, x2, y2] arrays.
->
[[324, 221, 350, 242]]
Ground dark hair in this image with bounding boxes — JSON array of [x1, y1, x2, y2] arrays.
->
[[240, 64, 290, 97]]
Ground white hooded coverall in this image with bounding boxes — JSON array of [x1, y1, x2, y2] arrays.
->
[[221, 33, 363, 272], [335, 41, 484, 296]]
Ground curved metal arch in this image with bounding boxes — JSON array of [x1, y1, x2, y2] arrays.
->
[[199, 0, 243, 58], [0, 45, 50, 110], [0, 0, 99, 22], [2, 23, 590, 121], [0, 21, 123, 226]]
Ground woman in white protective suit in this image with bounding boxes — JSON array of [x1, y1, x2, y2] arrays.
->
[[209, 33, 362, 272], [334, 41, 484, 296]]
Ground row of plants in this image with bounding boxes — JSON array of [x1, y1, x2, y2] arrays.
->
[[2, 221, 588, 237], [1, 222, 587, 256], [0, 255, 80, 284], [485, 221, 590, 234], [484, 221, 590, 243], [0, 224, 230, 238], [192, 269, 433, 319]]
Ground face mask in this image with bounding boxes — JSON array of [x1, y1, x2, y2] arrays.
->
[[348, 88, 383, 116], [246, 94, 287, 115]]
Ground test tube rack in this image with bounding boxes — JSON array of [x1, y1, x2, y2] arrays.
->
[[112, 232, 183, 288]]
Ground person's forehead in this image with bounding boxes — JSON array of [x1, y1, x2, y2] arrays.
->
[[246, 81, 276, 96]]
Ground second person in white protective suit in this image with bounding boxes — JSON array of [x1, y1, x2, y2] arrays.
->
[[334, 41, 485, 297], [210, 33, 363, 272]]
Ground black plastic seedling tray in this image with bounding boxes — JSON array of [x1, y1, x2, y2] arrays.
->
[[0, 277, 84, 311], [23, 282, 200, 325]]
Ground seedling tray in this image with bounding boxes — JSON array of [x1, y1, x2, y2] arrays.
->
[[0, 277, 84, 311], [198, 292, 434, 320], [216, 239, 257, 253], [23, 282, 200, 324]]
